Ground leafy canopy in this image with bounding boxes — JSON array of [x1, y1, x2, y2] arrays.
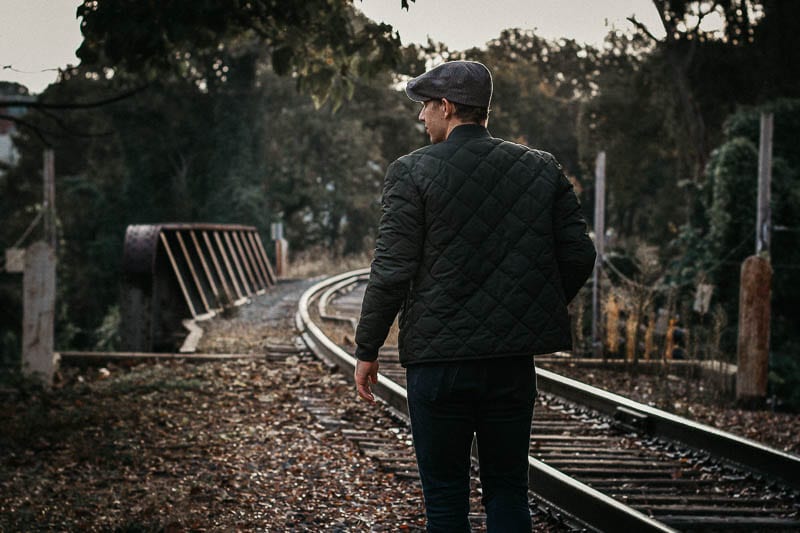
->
[[76, 0, 404, 105]]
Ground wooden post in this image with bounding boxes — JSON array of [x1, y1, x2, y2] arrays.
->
[[664, 318, 677, 361], [22, 241, 57, 385], [736, 256, 771, 404], [592, 151, 606, 358], [275, 238, 289, 278]]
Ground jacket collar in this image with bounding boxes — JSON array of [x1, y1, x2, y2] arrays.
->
[[445, 123, 491, 143]]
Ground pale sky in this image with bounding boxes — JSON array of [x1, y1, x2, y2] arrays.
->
[[356, 0, 664, 51], [0, 0, 665, 94]]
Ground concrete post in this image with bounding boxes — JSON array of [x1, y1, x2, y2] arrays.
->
[[22, 241, 57, 385]]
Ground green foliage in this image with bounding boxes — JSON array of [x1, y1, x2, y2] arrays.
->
[[75, 0, 403, 107], [769, 346, 800, 411], [94, 305, 121, 351], [702, 98, 800, 371], [0, 330, 19, 367], [663, 223, 715, 288], [707, 137, 758, 258]]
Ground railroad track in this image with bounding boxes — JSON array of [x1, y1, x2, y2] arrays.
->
[[296, 269, 800, 532]]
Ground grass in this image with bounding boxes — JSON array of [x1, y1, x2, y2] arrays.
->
[[284, 247, 371, 279]]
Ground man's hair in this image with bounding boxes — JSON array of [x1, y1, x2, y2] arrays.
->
[[451, 101, 490, 123]]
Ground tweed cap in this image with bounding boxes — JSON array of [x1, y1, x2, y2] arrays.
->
[[405, 60, 493, 107]]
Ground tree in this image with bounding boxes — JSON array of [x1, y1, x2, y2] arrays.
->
[[75, 0, 403, 107], [626, 1, 800, 227], [628, 1, 758, 184], [578, 30, 684, 241]]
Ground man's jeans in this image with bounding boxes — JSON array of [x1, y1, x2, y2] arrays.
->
[[406, 356, 537, 532]]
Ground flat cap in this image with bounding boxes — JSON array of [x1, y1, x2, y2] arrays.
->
[[405, 60, 493, 108]]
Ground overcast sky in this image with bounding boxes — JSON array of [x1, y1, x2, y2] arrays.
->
[[1, 0, 665, 94], [356, 0, 663, 50]]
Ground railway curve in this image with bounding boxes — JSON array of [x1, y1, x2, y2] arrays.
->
[[296, 269, 800, 532]]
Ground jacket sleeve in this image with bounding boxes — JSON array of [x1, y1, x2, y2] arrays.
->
[[355, 160, 424, 362], [553, 168, 597, 303]]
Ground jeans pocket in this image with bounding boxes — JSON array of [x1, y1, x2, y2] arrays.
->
[[408, 364, 458, 403], [408, 365, 437, 403]]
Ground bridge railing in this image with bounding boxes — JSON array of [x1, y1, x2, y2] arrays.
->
[[121, 223, 276, 351]]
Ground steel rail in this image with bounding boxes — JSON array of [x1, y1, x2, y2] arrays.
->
[[537, 369, 800, 490], [316, 273, 370, 331], [296, 269, 675, 533]]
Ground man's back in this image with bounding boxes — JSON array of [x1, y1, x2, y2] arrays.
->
[[358, 124, 596, 365]]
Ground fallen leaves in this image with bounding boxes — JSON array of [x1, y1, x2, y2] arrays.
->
[[0, 281, 427, 531]]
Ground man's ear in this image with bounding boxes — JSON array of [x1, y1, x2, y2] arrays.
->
[[441, 98, 454, 118]]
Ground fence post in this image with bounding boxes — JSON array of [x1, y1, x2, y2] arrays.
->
[[275, 239, 289, 278], [22, 241, 57, 385]]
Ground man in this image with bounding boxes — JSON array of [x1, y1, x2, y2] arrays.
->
[[354, 60, 596, 532]]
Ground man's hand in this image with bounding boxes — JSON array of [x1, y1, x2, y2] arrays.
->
[[355, 360, 379, 403]]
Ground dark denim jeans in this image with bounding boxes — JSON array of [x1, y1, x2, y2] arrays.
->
[[406, 356, 537, 532]]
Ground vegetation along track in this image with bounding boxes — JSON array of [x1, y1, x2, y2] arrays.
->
[[296, 269, 800, 532]]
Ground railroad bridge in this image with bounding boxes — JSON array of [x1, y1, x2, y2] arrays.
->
[[13, 223, 800, 531]]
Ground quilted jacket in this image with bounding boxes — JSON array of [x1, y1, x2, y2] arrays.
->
[[355, 124, 596, 366]]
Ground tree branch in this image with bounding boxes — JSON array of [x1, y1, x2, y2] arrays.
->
[[627, 15, 660, 42], [32, 107, 115, 138], [0, 84, 149, 110], [651, 0, 673, 37]]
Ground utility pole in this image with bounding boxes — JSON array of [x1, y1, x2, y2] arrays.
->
[[43, 149, 56, 249], [756, 113, 773, 255], [736, 113, 773, 406], [592, 151, 606, 359]]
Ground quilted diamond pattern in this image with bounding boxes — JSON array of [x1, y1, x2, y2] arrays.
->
[[355, 124, 596, 365]]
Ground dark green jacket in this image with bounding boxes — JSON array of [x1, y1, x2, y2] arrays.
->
[[355, 124, 596, 365]]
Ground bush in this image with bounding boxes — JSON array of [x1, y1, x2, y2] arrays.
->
[[768, 344, 800, 412]]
